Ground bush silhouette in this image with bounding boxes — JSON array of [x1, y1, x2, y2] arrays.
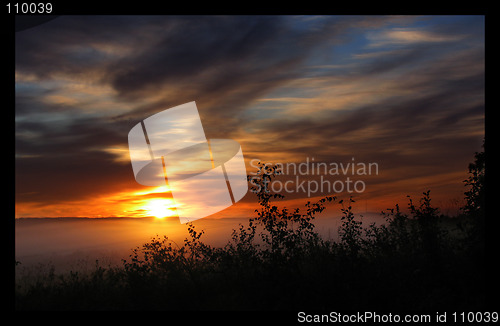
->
[[16, 149, 487, 310]]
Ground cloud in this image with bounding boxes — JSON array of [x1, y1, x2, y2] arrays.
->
[[367, 28, 466, 47], [15, 15, 485, 217], [235, 19, 484, 205]]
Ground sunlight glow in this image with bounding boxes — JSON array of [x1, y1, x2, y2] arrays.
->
[[133, 185, 171, 196], [143, 198, 177, 219]]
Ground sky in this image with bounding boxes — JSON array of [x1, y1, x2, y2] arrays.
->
[[15, 15, 485, 219]]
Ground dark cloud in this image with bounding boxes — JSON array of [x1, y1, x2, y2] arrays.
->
[[15, 91, 137, 205], [104, 15, 359, 125], [106, 16, 286, 96], [16, 151, 133, 205]]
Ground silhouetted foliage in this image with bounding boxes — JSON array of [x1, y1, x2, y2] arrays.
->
[[247, 162, 335, 259], [460, 141, 485, 253], [464, 143, 486, 217], [16, 149, 487, 311]]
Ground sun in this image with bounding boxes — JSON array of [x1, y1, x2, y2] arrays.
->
[[144, 198, 177, 219]]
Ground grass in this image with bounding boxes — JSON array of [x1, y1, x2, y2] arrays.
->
[[15, 150, 489, 311]]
